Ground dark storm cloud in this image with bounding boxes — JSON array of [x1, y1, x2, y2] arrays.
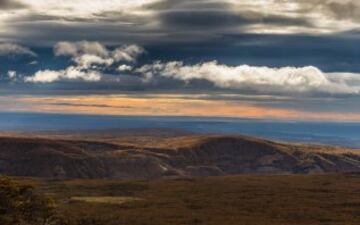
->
[[295, 0, 360, 21], [147, 0, 310, 30], [0, 0, 26, 10], [143, 32, 360, 73], [158, 10, 310, 29], [142, 0, 231, 11], [2, 22, 160, 46], [327, 3, 360, 21], [1, 0, 359, 46]]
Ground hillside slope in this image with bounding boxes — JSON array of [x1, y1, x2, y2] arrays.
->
[[0, 135, 359, 179]]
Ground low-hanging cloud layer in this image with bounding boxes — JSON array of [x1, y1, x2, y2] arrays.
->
[[16, 41, 360, 98], [137, 61, 360, 96]]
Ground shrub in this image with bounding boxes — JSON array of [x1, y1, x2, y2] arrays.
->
[[0, 176, 56, 225]]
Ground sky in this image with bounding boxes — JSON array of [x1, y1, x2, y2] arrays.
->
[[1, 0, 360, 121]]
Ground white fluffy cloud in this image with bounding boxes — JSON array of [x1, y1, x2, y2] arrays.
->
[[26, 41, 144, 83], [112, 45, 145, 62], [0, 43, 36, 56], [25, 70, 63, 83], [54, 41, 109, 58], [25, 67, 101, 83], [7, 70, 16, 79], [118, 64, 133, 72], [137, 60, 360, 95], [54, 41, 144, 69], [74, 54, 114, 69], [54, 41, 144, 62]]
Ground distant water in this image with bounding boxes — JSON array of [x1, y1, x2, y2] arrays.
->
[[1, 112, 360, 148]]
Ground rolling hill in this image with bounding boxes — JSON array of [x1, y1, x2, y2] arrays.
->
[[0, 133, 359, 179]]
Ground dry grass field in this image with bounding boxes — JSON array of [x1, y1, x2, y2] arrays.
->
[[14, 173, 360, 225]]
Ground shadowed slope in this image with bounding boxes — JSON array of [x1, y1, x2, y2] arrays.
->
[[0, 135, 359, 179]]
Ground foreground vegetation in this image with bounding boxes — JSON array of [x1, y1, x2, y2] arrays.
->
[[1, 174, 360, 225], [0, 177, 55, 225]]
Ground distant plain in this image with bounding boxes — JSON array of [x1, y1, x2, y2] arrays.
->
[[1, 112, 360, 148]]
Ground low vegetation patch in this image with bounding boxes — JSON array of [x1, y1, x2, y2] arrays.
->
[[0, 176, 56, 225], [2, 174, 360, 225], [70, 196, 142, 205]]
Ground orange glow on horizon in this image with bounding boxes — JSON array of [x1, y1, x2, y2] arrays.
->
[[2, 94, 360, 122]]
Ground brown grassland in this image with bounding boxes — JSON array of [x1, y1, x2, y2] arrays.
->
[[12, 173, 360, 225]]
